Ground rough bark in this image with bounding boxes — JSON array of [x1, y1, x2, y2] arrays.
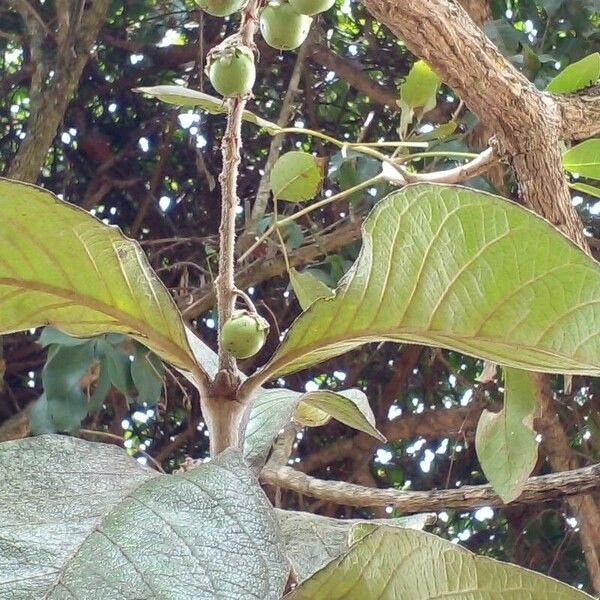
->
[[262, 462, 600, 513], [7, 0, 111, 183]]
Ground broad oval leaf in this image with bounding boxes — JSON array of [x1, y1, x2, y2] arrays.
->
[[400, 60, 441, 110], [546, 52, 600, 94], [285, 526, 593, 599], [563, 139, 600, 180], [270, 152, 322, 202], [254, 184, 600, 381], [0, 178, 196, 373], [475, 367, 539, 503], [276, 510, 433, 584], [134, 85, 280, 132], [295, 389, 385, 443], [0, 435, 288, 599]]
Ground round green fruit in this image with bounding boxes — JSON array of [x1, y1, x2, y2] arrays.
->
[[195, 0, 247, 17], [259, 2, 313, 51], [221, 310, 269, 359], [207, 45, 256, 97], [288, 0, 334, 16]]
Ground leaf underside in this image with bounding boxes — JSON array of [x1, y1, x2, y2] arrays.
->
[[285, 526, 593, 599], [0, 435, 288, 600], [258, 184, 600, 381], [276, 510, 433, 584], [475, 367, 538, 503], [0, 178, 195, 372]]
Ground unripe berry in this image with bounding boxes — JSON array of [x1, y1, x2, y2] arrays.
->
[[207, 44, 256, 98], [221, 310, 269, 359], [259, 1, 313, 51]]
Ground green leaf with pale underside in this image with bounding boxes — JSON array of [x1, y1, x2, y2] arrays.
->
[[285, 526, 593, 599], [0, 178, 198, 374], [563, 139, 600, 180], [0, 435, 288, 599], [475, 367, 538, 503], [255, 184, 600, 381], [546, 52, 600, 94], [134, 85, 280, 132]]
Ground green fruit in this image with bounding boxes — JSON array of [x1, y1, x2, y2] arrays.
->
[[260, 2, 313, 51], [221, 310, 269, 359], [195, 0, 247, 17], [207, 45, 256, 97], [289, 0, 334, 16]]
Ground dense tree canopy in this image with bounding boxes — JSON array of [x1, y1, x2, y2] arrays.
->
[[1, 0, 600, 596]]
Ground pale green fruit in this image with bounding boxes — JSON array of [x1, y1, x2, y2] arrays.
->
[[221, 310, 269, 359], [196, 0, 247, 17], [207, 45, 256, 97], [259, 2, 313, 51], [289, 0, 334, 16]]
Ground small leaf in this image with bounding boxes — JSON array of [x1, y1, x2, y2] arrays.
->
[[546, 53, 600, 94], [131, 342, 165, 406], [254, 184, 600, 382], [289, 268, 334, 310], [244, 387, 382, 469], [134, 85, 280, 132], [276, 510, 433, 584], [270, 151, 322, 202], [0, 436, 289, 599], [29, 395, 56, 435], [563, 139, 600, 180], [296, 389, 385, 442], [103, 344, 134, 395], [569, 181, 600, 198], [0, 178, 197, 374], [475, 367, 539, 502], [285, 526, 593, 599], [244, 388, 300, 470], [400, 60, 441, 109], [42, 342, 97, 431]]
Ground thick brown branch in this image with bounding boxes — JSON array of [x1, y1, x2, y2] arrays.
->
[[556, 86, 600, 141], [262, 462, 600, 513]]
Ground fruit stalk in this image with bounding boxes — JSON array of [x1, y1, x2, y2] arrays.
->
[[216, 0, 262, 374]]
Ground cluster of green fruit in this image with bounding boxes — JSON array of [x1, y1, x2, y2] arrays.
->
[[201, 0, 335, 98]]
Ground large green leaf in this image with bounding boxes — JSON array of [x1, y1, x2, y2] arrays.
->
[[253, 184, 600, 382], [134, 85, 280, 132], [285, 526, 593, 599], [0, 178, 197, 374], [0, 435, 288, 599], [475, 367, 538, 503], [546, 52, 600, 94], [276, 510, 433, 584], [563, 139, 600, 180]]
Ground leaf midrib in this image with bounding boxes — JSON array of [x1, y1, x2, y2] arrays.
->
[[262, 327, 600, 379]]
